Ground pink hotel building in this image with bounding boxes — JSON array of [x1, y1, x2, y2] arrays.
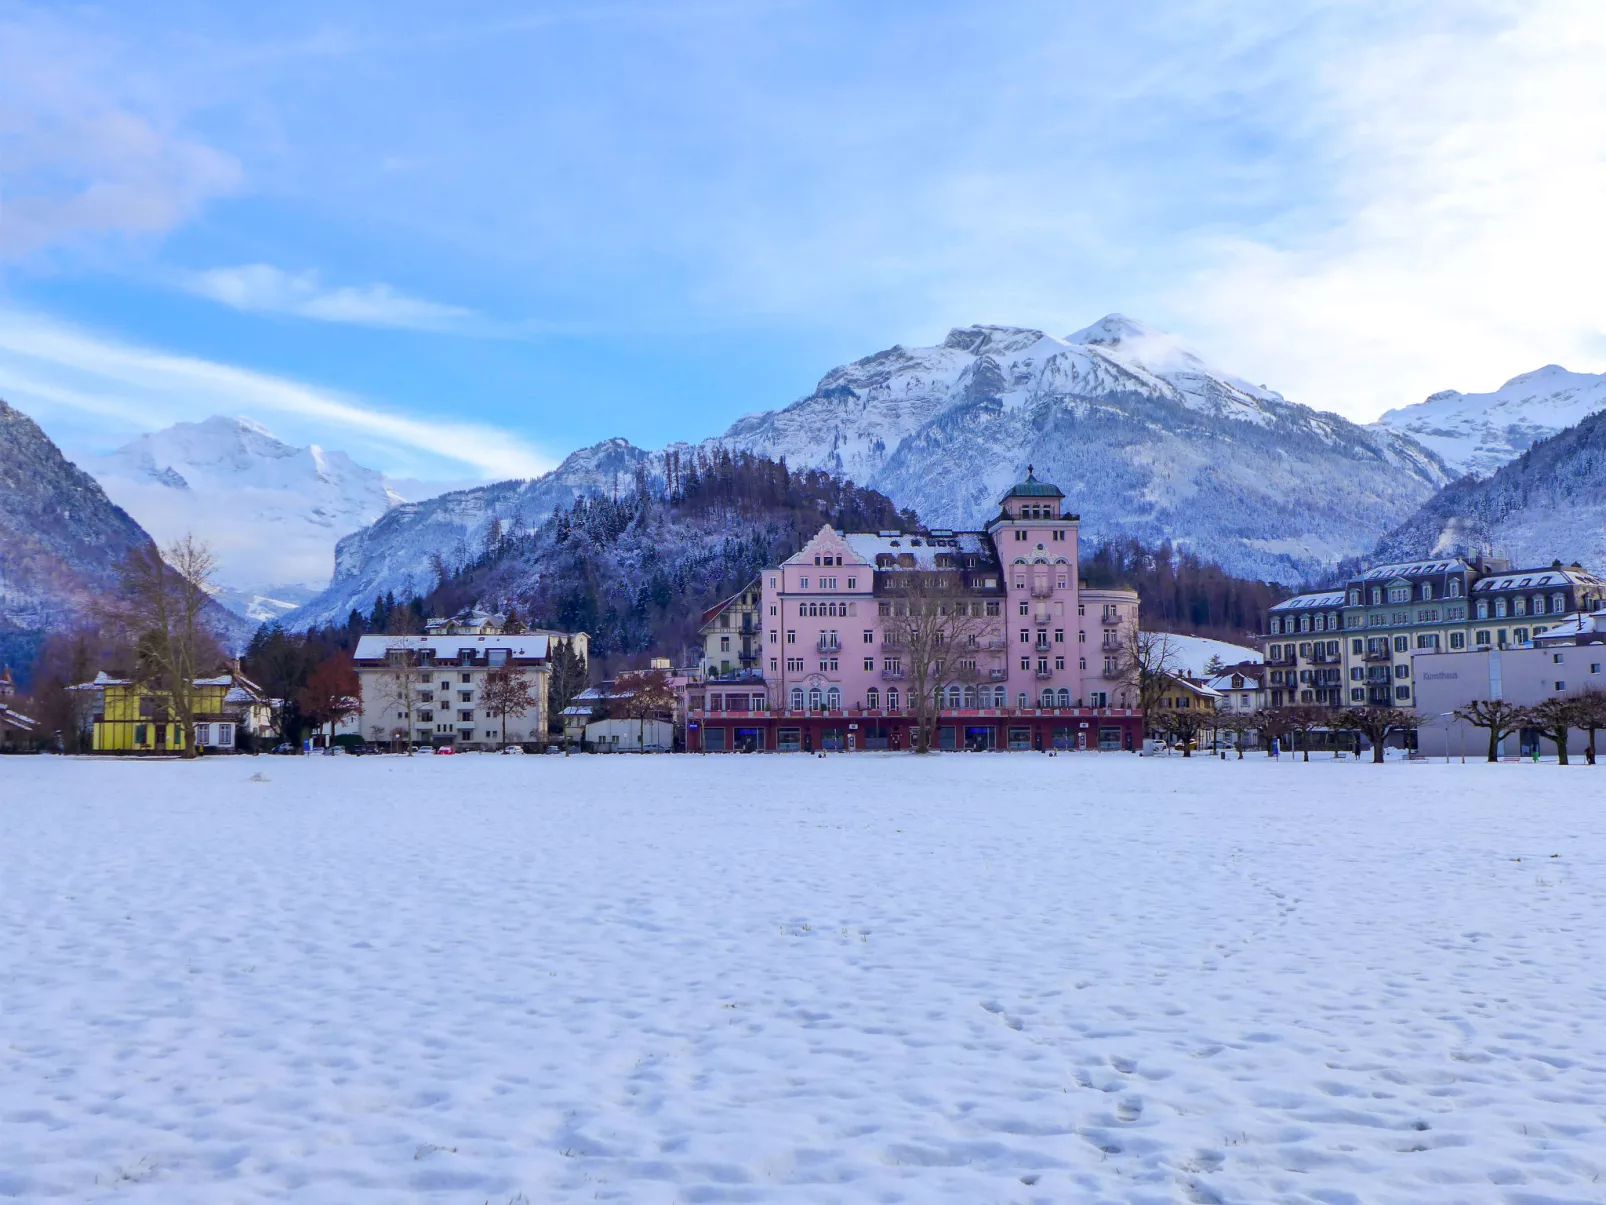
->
[[685, 470, 1143, 752]]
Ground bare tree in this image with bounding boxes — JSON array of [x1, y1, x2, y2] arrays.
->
[[373, 642, 426, 754], [1574, 688, 1606, 766], [612, 668, 677, 750], [880, 570, 994, 754], [1453, 699, 1533, 763], [1159, 705, 1207, 757], [1254, 706, 1294, 757], [1214, 709, 1253, 758], [1530, 697, 1580, 766], [481, 665, 536, 749], [1338, 706, 1420, 764], [1118, 629, 1181, 734], [298, 652, 361, 753], [112, 536, 223, 759]]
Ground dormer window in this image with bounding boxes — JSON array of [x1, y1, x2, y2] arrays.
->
[[1421, 583, 1433, 601]]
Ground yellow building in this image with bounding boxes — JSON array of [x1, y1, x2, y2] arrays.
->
[[83, 671, 261, 754]]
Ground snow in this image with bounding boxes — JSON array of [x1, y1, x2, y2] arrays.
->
[[1156, 633, 1261, 677], [1374, 365, 1606, 477], [5, 754, 1606, 1203]]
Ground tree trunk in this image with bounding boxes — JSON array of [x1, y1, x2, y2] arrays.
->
[[1587, 727, 1597, 765], [1554, 728, 1570, 766], [1487, 727, 1500, 763], [1372, 736, 1385, 764]]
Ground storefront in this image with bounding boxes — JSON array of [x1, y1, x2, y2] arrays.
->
[[686, 707, 1143, 753]]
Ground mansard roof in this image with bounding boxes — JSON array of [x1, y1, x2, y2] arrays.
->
[[1351, 558, 1472, 582], [1269, 590, 1346, 612]]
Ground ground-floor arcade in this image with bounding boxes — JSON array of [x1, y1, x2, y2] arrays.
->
[[685, 707, 1143, 753]]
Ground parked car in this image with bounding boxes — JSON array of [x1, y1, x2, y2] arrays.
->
[[433, 745, 455, 755], [271, 743, 299, 755], [352, 743, 381, 756], [501, 745, 525, 755]]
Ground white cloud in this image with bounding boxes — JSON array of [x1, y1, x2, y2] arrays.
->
[[0, 10, 241, 258], [1167, 0, 1606, 420], [181, 264, 478, 332], [0, 309, 554, 480]]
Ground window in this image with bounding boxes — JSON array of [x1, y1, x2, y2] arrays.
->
[[863, 629, 874, 644], [1018, 601, 1028, 616], [1351, 638, 1363, 655], [1394, 685, 1410, 701], [1351, 687, 1365, 702], [866, 688, 880, 709], [847, 577, 856, 589], [1017, 692, 1029, 708], [790, 687, 803, 710], [826, 688, 841, 710], [1078, 631, 1086, 643], [787, 630, 796, 644], [770, 657, 778, 672], [1371, 587, 1383, 605], [1019, 628, 1029, 643], [1449, 632, 1465, 650], [888, 688, 900, 710], [720, 636, 730, 651], [808, 688, 822, 710], [985, 601, 1000, 616], [1476, 630, 1491, 646], [1393, 636, 1409, 652], [1416, 633, 1439, 649], [1421, 582, 1433, 600], [800, 576, 809, 588], [821, 577, 837, 589], [194, 723, 210, 745], [1388, 586, 1409, 603], [217, 723, 233, 746], [1555, 681, 1566, 692], [786, 657, 803, 672], [1394, 664, 1409, 679], [863, 657, 874, 671], [1054, 628, 1064, 643], [1551, 593, 1566, 614], [1592, 663, 1602, 674], [769, 630, 777, 644], [1055, 656, 1065, 670]]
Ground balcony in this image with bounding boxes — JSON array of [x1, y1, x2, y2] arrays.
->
[[880, 668, 905, 681], [1034, 640, 1052, 653], [1035, 667, 1054, 679], [989, 668, 1009, 682], [1101, 611, 1121, 625], [1264, 653, 1296, 666], [881, 633, 906, 648], [817, 636, 840, 652], [1030, 583, 1053, 598], [1102, 666, 1124, 680], [986, 636, 1008, 650], [1362, 650, 1392, 663], [1101, 639, 1121, 653]]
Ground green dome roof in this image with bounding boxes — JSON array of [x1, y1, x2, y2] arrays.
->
[[1000, 466, 1064, 500]]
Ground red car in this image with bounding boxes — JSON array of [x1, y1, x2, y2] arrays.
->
[[433, 745, 455, 756]]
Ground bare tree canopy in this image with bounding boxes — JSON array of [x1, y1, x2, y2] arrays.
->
[[110, 535, 223, 760], [482, 665, 536, 749], [880, 570, 995, 754], [1452, 699, 1533, 763], [1118, 629, 1181, 731], [299, 652, 361, 754], [1337, 706, 1420, 764]]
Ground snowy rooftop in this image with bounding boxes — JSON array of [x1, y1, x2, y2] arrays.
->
[[836, 531, 1004, 571], [1269, 590, 1346, 611], [1352, 559, 1472, 581], [1472, 568, 1602, 592], [352, 634, 552, 661]]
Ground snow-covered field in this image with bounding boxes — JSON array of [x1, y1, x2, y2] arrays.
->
[[4, 754, 1605, 1204]]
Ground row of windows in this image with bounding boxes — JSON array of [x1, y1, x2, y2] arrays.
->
[[782, 684, 1105, 711], [797, 575, 857, 590], [1477, 595, 1567, 618]]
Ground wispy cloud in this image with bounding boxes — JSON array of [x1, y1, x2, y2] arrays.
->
[[179, 264, 479, 332], [0, 309, 554, 480], [0, 9, 241, 259]]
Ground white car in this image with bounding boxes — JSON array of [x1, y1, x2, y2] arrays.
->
[[500, 745, 525, 755]]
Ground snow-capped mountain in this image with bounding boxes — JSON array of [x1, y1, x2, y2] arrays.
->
[[91, 416, 432, 619], [2, 398, 154, 639], [1, 399, 253, 666], [1372, 409, 1606, 573], [714, 315, 1450, 581], [1373, 365, 1606, 478], [288, 438, 654, 628]]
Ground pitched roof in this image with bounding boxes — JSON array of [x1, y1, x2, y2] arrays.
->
[[352, 634, 553, 661]]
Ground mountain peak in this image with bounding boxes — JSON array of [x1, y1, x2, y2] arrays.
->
[[1064, 313, 1159, 347], [941, 325, 1046, 356]]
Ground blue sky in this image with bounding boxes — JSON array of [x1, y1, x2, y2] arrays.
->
[[2, 0, 1603, 481]]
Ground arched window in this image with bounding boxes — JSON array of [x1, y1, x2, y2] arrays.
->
[[1057, 688, 1071, 707], [826, 687, 840, 711], [1421, 582, 1433, 601], [887, 687, 900, 711], [993, 686, 1007, 707], [946, 685, 962, 707], [790, 687, 803, 710], [808, 687, 822, 711], [1476, 600, 1489, 619], [963, 686, 976, 707], [1017, 692, 1028, 709], [866, 687, 880, 710], [1532, 595, 1545, 615], [1041, 688, 1055, 707]]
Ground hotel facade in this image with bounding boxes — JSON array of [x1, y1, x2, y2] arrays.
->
[[684, 471, 1143, 752]]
